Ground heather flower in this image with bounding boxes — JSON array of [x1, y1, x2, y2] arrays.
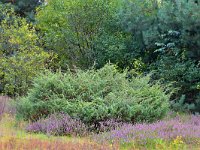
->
[[95, 115, 200, 144], [26, 113, 88, 136]]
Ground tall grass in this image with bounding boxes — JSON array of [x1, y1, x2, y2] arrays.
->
[[0, 96, 8, 121]]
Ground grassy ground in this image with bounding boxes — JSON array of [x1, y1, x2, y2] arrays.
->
[[1, 114, 200, 150], [0, 114, 118, 150]]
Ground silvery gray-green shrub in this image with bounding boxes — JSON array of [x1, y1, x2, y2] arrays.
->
[[16, 64, 170, 124]]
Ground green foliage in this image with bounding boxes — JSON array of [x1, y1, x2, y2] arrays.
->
[[36, 0, 130, 69], [0, 0, 44, 21], [0, 0, 199, 115], [0, 2, 13, 19], [158, 0, 200, 60], [118, 0, 159, 61], [171, 95, 195, 112], [151, 29, 200, 112], [0, 6, 50, 96], [118, 0, 200, 61], [152, 57, 200, 106], [118, 0, 200, 112], [16, 64, 170, 124]]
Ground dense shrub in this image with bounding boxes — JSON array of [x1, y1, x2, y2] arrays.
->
[[16, 64, 170, 124], [26, 113, 88, 136]]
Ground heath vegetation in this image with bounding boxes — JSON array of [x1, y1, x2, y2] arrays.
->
[[0, 0, 199, 149]]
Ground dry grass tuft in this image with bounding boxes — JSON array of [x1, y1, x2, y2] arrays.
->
[[0, 137, 119, 150]]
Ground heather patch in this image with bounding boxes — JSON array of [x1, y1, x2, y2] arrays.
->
[[26, 114, 126, 136], [26, 113, 88, 136], [1, 114, 199, 150], [95, 115, 200, 144]]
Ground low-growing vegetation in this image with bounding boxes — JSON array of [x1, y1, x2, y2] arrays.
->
[[26, 113, 88, 136], [95, 115, 200, 144], [0, 0, 199, 149], [1, 113, 200, 150], [0, 138, 116, 150]]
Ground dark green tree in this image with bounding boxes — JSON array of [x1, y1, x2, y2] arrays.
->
[[0, 0, 44, 21], [118, 0, 200, 111]]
